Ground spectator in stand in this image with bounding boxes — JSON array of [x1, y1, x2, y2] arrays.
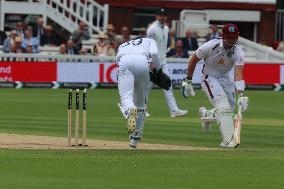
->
[[58, 44, 67, 54], [167, 28, 177, 53], [167, 39, 189, 58], [66, 38, 79, 55], [79, 48, 88, 55], [107, 40, 117, 56], [10, 36, 24, 53], [182, 28, 199, 51], [72, 21, 90, 50], [25, 45, 33, 53], [206, 24, 221, 41], [24, 45, 36, 61], [42, 25, 59, 46], [93, 33, 110, 56], [277, 41, 284, 53], [22, 29, 40, 53], [259, 37, 267, 46], [106, 24, 118, 45], [15, 22, 25, 38], [0, 30, 6, 45], [272, 41, 280, 50], [3, 30, 17, 53], [117, 26, 132, 45], [33, 17, 45, 46]]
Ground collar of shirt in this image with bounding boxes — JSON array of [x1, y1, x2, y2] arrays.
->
[[155, 20, 164, 29], [219, 39, 237, 56]]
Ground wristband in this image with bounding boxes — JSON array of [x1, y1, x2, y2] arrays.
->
[[235, 80, 245, 91]]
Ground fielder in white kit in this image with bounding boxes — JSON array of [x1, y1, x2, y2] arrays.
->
[[181, 23, 249, 148], [147, 8, 188, 117], [117, 37, 171, 148]]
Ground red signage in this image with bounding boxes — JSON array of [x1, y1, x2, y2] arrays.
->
[[99, 63, 118, 83], [0, 62, 57, 82], [244, 64, 280, 84]]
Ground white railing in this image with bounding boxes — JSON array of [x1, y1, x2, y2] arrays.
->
[[0, 52, 116, 62], [44, 0, 108, 34], [0, 0, 108, 34], [238, 37, 284, 62], [1, 52, 284, 64]]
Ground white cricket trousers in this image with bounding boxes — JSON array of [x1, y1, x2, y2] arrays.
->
[[148, 64, 178, 112], [201, 74, 235, 111], [201, 73, 236, 143], [117, 54, 150, 111]]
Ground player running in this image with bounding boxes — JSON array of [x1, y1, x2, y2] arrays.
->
[[116, 37, 170, 148], [181, 23, 249, 148]]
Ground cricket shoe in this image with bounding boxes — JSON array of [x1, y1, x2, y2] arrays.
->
[[127, 108, 138, 134], [129, 138, 138, 148], [220, 138, 239, 148], [199, 107, 212, 132], [146, 111, 150, 118], [170, 109, 188, 118], [129, 131, 141, 148]]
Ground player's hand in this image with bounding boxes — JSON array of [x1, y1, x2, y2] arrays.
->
[[237, 95, 249, 112], [181, 78, 195, 98]]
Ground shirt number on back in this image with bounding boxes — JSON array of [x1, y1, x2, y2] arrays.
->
[[121, 38, 143, 47]]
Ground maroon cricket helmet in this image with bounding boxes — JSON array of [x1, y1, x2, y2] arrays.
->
[[222, 23, 239, 38]]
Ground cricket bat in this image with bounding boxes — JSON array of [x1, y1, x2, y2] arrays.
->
[[233, 106, 242, 144]]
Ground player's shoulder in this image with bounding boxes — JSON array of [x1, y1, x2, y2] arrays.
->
[[234, 44, 244, 56], [234, 44, 243, 52], [164, 24, 169, 30], [147, 21, 157, 31], [208, 39, 222, 47], [200, 39, 221, 50]]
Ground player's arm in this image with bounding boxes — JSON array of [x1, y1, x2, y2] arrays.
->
[[186, 53, 201, 79], [182, 41, 213, 98], [149, 39, 161, 70], [234, 53, 249, 112], [181, 53, 200, 98], [234, 65, 244, 94], [146, 25, 155, 39], [234, 49, 245, 95], [148, 38, 171, 90]]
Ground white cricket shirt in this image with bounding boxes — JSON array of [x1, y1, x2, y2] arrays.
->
[[196, 39, 244, 78], [147, 20, 169, 64], [116, 38, 158, 62]]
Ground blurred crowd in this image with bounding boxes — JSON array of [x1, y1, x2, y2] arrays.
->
[[0, 17, 89, 55], [1, 16, 284, 56]]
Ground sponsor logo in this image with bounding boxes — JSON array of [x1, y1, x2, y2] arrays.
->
[[0, 66, 12, 73], [99, 63, 118, 83]]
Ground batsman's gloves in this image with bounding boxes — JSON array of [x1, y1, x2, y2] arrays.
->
[[237, 95, 249, 112], [149, 68, 171, 91], [181, 78, 195, 98]]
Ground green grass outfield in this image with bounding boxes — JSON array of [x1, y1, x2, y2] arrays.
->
[[0, 89, 283, 189]]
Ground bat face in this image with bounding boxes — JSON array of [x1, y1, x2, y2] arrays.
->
[[233, 113, 242, 144]]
